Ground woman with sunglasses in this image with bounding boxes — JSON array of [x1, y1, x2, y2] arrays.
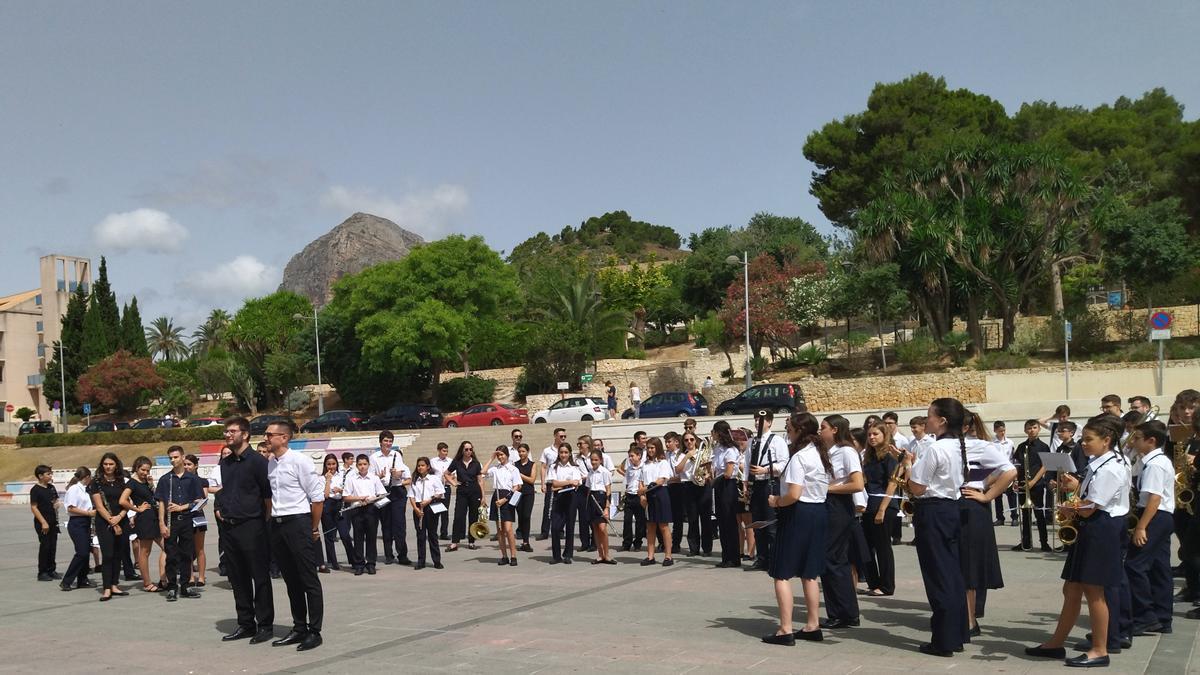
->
[[446, 441, 484, 552]]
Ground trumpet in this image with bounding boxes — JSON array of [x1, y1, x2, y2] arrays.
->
[[468, 504, 491, 540]]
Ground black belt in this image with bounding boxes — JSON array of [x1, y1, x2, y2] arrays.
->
[[273, 513, 308, 524], [168, 511, 192, 520], [223, 516, 263, 526]]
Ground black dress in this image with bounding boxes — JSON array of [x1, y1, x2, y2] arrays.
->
[[125, 478, 160, 540]]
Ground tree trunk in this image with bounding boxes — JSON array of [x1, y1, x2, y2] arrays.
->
[[964, 294, 984, 357], [459, 349, 472, 378], [1050, 261, 1065, 315]]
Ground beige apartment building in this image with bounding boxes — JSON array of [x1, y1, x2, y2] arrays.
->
[[0, 254, 91, 429]]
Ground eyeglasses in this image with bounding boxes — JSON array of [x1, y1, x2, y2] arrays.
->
[[223, 429, 244, 436], [264, 432, 288, 439], [513, 434, 523, 439]]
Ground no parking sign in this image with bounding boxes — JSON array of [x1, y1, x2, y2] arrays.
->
[[1150, 311, 1172, 340]]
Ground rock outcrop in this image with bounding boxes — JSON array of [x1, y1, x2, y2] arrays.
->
[[279, 212, 424, 306]]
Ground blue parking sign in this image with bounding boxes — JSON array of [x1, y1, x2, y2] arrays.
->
[[82, 403, 91, 415]]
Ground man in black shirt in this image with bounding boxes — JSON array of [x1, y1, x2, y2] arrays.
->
[[156, 445, 205, 601], [217, 417, 276, 644], [29, 465, 60, 581], [1011, 421, 1051, 552]]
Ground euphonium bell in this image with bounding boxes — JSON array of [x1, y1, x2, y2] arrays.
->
[[468, 505, 490, 540]]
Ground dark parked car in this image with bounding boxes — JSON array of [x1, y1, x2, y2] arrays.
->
[[622, 392, 709, 419], [365, 404, 443, 430], [300, 410, 367, 434], [130, 417, 180, 430], [18, 420, 54, 435], [248, 414, 295, 436], [82, 421, 131, 433], [715, 383, 806, 416]]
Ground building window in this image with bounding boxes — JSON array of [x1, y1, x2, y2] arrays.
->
[[35, 294, 42, 306], [36, 321, 43, 332]]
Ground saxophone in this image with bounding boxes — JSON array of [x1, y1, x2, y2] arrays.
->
[[1055, 477, 1081, 546], [890, 448, 913, 516], [1172, 424, 1195, 515]]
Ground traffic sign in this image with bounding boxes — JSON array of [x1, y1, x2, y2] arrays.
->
[[556, 381, 569, 391], [82, 403, 92, 415], [1151, 328, 1172, 341], [1150, 311, 1172, 330], [580, 374, 594, 384], [4, 404, 13, 413], [1064, 321, 1072, 343]]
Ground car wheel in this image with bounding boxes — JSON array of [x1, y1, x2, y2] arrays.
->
[[775, 407, 792, 415], [581, 415, 593, 421], [336, 426, 347, 432], [721, 408, 735, 416], [447, 421, 458, 428], [676, 411, 689, 418], [534, 418, 547, 424], [490, 419, 503, 426]]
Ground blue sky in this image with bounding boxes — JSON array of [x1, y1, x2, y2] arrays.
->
[[2, 1, 1197, 331]]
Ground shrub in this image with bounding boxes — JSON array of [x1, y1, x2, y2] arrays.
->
[[622, 348, 647, 360], [1044, 310, 1109, 355], [285, 389, 311, 412], [1096, 343, 1157, 363], [750, 355, 769, 377], [895, 336, 940, 370], [215, 400, 233, 418], [973, 352, 1030, 371], [436, 376, 498, 410], [1008, 325, 1045, 356], [720, 367, 734, 379], [796, 344, 828, 367], [643, 330, 668, 349], [14, 406, 36, 422], [941, 331, 972, 365], [17, 425, 224, 448], [667, 327, 689, 345]]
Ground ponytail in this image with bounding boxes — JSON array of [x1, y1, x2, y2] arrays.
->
[[68, 466, 91, 487], [931, 397, 969, 482], [788, 412, 832, 475]]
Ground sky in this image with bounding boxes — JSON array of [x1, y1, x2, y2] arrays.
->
[[2, 1, 1198, 332]]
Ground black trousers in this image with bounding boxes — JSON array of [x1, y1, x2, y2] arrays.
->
[[1017, 485, 1049, 547], [452, 489, 482, 544], [1105, 526, 1133, 645], [438, 488, 452, 540], [622, 493, 646, 549], [215, 513, 228, 572], [1127, 510, 1173, 630], [352, 507, 378, 569], [749, 481, 775, 566], [821, 495, 860, 620], [63, 517, 91, 585], [680, 482, 714, 554], [334, 506, 356, 566], [380, 486, 408, 561], [35, 524, 58, 575], [95, 517, 128, 589], [540, 482, 553, 536], [551, 489, 576, 561], [714, 478, 740, 564], [669, 482, 685, 551], [515, 489, 535, 542], [863, 498, 897, 594], [321, 500, 342, 567], [993, 488, 1018, 522], [271, 515, 323, 635], [413, 511, 441, 565], [914, 499, 967, 652], [164, 514, 195, 590], [225, 518, 274, 630], [575, 488, 592, 549]]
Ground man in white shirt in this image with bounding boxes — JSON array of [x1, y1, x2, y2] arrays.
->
[[537, 428, 568, 540], [265, 421, 325, 651], [882, 412, 911, 452], [743, 411, 789, 570], [369, 431, 411, 565], [429, 442, 453, 541], [991, 420, 1018, 526], [630, 382, 642, 419]]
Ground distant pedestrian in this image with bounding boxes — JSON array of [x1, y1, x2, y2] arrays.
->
[[606, 381, 618, 421], [630, 382, 642, 419], [704, 375, 714, 389]]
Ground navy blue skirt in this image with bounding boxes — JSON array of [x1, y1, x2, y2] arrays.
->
[[585, 490, 608, 525], [771, 501, 828, 581], [646, 486, 672, 523], [494, 490, 516, 523], [959, 499, 1003, 590], [1062, 511, 1123, 586]]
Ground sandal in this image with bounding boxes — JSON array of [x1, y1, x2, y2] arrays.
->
[[467, 543, 479, 550], [111, 589, 129, 596], [446, 544, 459, 552], [195, 580, 206, 587], [141, 584, 161, 592]]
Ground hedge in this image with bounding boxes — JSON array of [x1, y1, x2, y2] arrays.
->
[[16, 425, 225, 448]]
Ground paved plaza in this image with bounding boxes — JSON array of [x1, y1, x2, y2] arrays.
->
[[0, 504, 1196, 674]]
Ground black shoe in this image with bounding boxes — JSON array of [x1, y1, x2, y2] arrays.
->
[[218, 564, 228, 576], [793, 628, 823, 641], [689, 550, 699, 557], [37, 573, 54, 582], [1172, 564, 1185, 578], [640, 558, 656, 566], [297, 633, 322, 651], [366, 567, 377, 575], [181, 588, 201, 599], [819, 617, 860, 629], [270, 570, 281, 579], [535, 534, 549, 541], [1185, 607, 1200, 620], [397, 558, 413, 566], [271, 630, 306, 647], [222, 627, 256, 641], [93, 565, 103, 573], [1025, 645, 1066, 659], [166, 589, 178, 602], [434, 563, 444, 569], [519, 543, 533, 553], [562, 558, 573, 565], [1175, 587, 1196, 602], [761, 632, 795, 646], [715, 561, 740, 569], [250, 627, 275, 644], [1010, 544, 1030, 552], [384, 557, 396, 565], [498, 558, 509, 566], [125, 573, 142, 582], [619, 545, 631, 552], [50, 571, 62, 579], [632, 544, 641, 552], [994, 518, 1004, 525], [918, 643, 952, 657], [1132, 622, 1163, 636], [354, 568, 364, 576], [747, 563, 769, 572], [59, 583, 74, 592], [76, 579, 96, 589], [550, 558, 561, 565], [1041, 543, 1052, 552], [318, 566, 330, 574], [509, 559, 518, 567], [662, 559, 674, 567], [891, 538, 902, 546], [968, 624, 981, 637], [1065, 654, 1110, 668], [330, 564, 341, 571], [414, 563, 426, 570]]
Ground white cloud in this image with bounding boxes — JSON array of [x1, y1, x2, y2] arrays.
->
[[320, 184, 469, 238], [180, 255, 280, 298], [93, 208, 188, 254]]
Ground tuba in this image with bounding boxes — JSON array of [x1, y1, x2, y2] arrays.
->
[[468, 504, 491, 540], [691, 441, 713, 486]]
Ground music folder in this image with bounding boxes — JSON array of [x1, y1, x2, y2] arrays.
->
[[1038, 452, 1076, 474]]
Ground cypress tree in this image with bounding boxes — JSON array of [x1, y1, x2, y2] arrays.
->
[[90, 257, 122, 354], [43, 282, 89, 410], [120, 297, 149, 357], [79, 293, 112, 367]]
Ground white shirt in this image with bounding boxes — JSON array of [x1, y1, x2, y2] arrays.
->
[[623, 462, 643, 494], [65, 483, 92, 513], [782, 443, 829, 503], [909, 437, 965, 500], [343, 471, 387, 500], [673, 449, 699, 483], [1137, 449, 1175, 514], [488, 462, 522, 492], [909, 435, 934, 459], [370, 449, 410, 488], [329, 467, 354, 499], [712, 445, 739, 480], [208, 465, 223, 489], [994, 437, 1015, 462], [408, 474, 445, 503], [640, 458, 672, 490], [547, 463, 583, 488], [964, 438, 1016, 490], [430, 456, 452, 484], [630, 386, 641, 402], [828, 444, 863, 485], [540, 445, 559, 477], [742, 432, 789, 481], [574, 454, 613, 473], [268, 450, 325, 517], [1080, 450, 1131, 516], [587, 465, 613, 491], [892, 433, 911, 451]]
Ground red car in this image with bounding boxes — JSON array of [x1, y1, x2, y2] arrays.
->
[[442, 402, 530, 428]]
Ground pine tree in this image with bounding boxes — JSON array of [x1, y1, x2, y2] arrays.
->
[[120, 297, 149, 357], [43, 282, 89, 410], [79, 293, 112, 367], [90, 257, 122, 353]]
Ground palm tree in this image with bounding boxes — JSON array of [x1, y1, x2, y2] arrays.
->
[[540, 274, 631, 363], [145, 316, 190, 361], [191, 308, 231, 356]]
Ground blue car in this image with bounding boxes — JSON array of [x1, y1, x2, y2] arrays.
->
[[622, 391, 709, 419]]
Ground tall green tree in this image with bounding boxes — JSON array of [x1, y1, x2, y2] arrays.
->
[[226, 291, 311, 408], [536, 274, 629, 363], [191, 308, 231, 356], [145, 316, 191, 362], [42, 282, 89, 410], [119, 297, 149, 357], [79, 292, 114, 366], [90, 257, 122, 353]]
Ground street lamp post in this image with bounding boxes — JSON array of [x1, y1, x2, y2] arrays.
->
[[294, 309, 325, 416], [726, 252, 752, 389]]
